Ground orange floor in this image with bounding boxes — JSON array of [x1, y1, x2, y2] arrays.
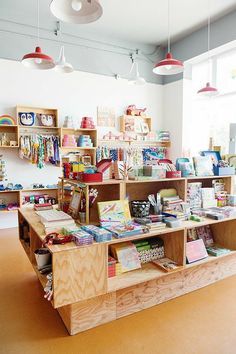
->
[[1, 228, 236, 354]]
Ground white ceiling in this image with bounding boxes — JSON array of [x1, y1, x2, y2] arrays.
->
[[0, 0, 236, 45]]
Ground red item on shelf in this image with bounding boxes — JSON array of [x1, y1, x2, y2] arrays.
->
[[166, 171, 182, 178], [78, 172, 103, 183]]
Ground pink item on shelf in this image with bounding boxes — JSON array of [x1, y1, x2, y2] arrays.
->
[[62, 134, 77, 147], [80, 117, 95, 129]]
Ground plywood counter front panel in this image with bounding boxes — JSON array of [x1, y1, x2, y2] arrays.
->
[[116, 253, 236, 319], [53, 244, 107, 308]]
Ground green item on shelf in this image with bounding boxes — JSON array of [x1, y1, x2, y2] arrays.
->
[[136, 244, 151, 251], [190, 214, 203, 222]]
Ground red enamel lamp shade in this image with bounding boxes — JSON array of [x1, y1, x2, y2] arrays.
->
[[197, 82, 218, 96], [153, 52, 184, 75], [22, 47, 55, 70]]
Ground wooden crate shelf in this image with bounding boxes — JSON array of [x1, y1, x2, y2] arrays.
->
[[18, 174, 236, 335]]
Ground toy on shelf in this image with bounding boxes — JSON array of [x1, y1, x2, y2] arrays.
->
[[0, 155, 7, 182], [77, 135, 93, 147], [126, 105, 146, 116], [19, 112, 35, 126], [0, 115, 16, 125], [62, 134, 77, 147], [39, 114, 55, 127], [80, 117, 95, 129], [63, 116, 74, 128]]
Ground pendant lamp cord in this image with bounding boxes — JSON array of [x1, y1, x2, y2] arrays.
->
[[167, 0, 170, 53], [37, 0, 40, 45], [207, 0, 211, 81]]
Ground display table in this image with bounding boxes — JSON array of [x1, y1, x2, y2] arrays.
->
[[18, 175, 236, 335]]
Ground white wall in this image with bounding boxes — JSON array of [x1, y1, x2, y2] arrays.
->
[[0, 58, 163, 228], [163, 80, 184, 162]]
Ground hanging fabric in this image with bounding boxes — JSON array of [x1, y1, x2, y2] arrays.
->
[[19, 134, 60, 169]]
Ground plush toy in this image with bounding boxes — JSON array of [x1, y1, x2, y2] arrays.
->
[[19, 112, 35, 126], [39, 114, 54, 127]]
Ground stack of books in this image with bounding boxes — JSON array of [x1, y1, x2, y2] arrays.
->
[[162, 195, 183, 212], [34, 203, 53, 211], [36, 210, 76, 233]]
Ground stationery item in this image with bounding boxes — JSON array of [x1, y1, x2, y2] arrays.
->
[[108, 256, 117, 278], [193, 156, 214, 176], [72, 230, 94, 246], [81, 225, 112, 242], [187, 182, 202, 209], [206, 245, 231, 256], [187, 228, 198, 242], [195, 225, 214, 246], [98, 200, 131, 227], [133, 237, 165, 263], [109, 242, 141, 272], [186, 239, 208, 263], [152, 257, 181, 272], [104, 222, 145, 238], [34, 203, 53, 211]]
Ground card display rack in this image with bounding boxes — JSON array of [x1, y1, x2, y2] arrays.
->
[[18, 175, 236, 335]]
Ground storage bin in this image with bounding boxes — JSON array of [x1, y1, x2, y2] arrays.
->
[[130, 200, 150, 218], [213, 166, 235, 176]]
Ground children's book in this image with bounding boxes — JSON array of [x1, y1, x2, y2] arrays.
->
[[186, 239, 208, 264], [152, 258, 182, 272], [206, 245, 231, 257], [104, 222, 144, 238], [109, 242, 141, 272], [196, 225, 214, 246], [98, 200, 131, 227]]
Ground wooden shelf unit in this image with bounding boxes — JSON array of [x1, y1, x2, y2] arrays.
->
[[0, 125, 19, 148], [0, 187, 58, 212], [58, 175, 234, 225], [18, 202, 236, 335], [120, 115, 152, 132], [16, 105, 59, 128], [60, 127, 97, 166]]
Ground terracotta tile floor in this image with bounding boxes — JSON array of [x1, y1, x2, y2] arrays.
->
[[1, 227, 236, 354]]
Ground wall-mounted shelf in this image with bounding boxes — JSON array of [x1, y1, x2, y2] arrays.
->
[[0, 187, 58, 212]]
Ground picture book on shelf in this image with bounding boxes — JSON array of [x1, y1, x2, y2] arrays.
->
[[152, 258, 181, 272], [186, 239, 208, 264], [196, 225, 214, 246], [97, 200, 131, 227], [104, 222, 145, 238], [109, 242, 141, 272]]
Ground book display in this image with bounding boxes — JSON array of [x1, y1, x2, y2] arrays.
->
[[18, 174, 236, 336]]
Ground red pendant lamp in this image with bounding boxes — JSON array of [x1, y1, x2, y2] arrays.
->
[[197, 0, 218, 96], [153, 0, 183, 76], [22, 0, 55, 70]]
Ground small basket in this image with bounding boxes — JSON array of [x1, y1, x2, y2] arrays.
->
[[131, 200, 150, 218]]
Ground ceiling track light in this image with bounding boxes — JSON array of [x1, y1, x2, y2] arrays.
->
[[197, 0, 218, 96], [153, 0, 183, 76], [22, 0, 55, 70], [50, 0, 103, 24]]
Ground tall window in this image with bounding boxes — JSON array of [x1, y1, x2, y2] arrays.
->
[[183, 48, 236, 157]]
